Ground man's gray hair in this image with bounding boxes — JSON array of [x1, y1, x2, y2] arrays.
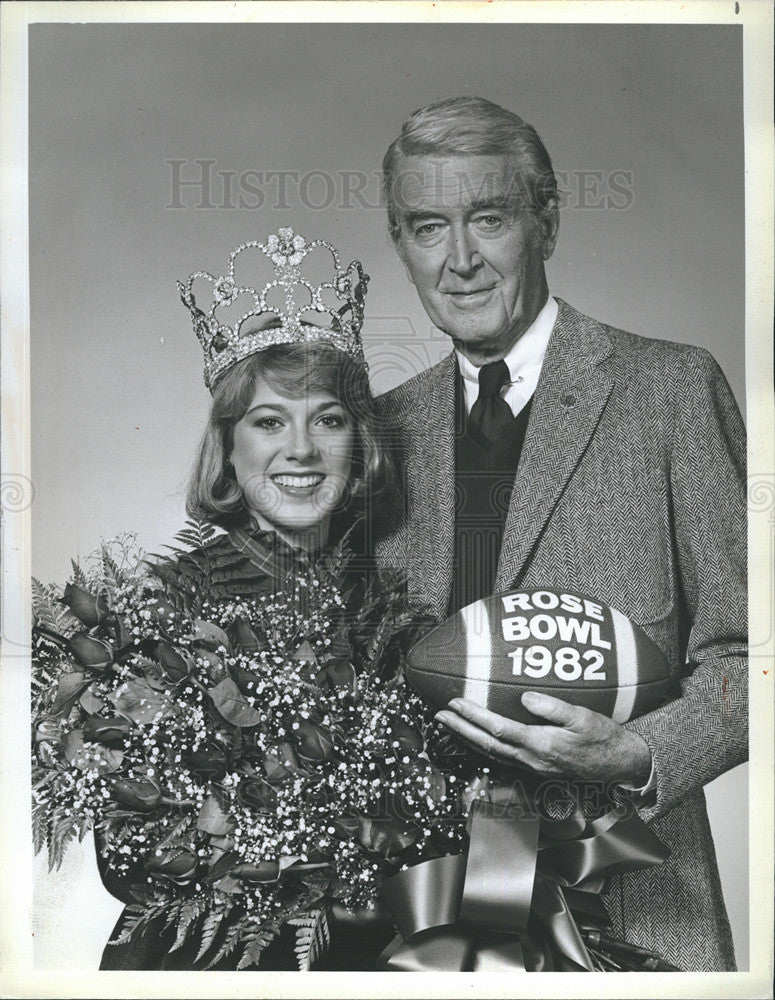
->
[[382, 95, 558, 242]]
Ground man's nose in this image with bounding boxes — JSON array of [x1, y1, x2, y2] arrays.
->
[[446, 226, 482, 277]]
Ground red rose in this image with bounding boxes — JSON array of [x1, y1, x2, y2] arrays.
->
[[358, 817, 418, 857], [294, 721, 335, 762], [330, 813, 359, 841], [228, 617, 260, 654], [62, 583, 110, 627], [111, 778, 161, 812], [239, 778, 278, 812], [390, 719, 424, 755], [231, 860, 280, 883], [146, 848, 198, 885], [153, 640, 190, 682], [83, 715, 131, 747], [186, 747, 228, 781], [68, 634, 113, 672]]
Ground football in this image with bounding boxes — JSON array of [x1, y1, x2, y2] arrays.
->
[[406, 588, 673, 725]]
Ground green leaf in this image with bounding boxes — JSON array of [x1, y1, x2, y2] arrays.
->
[[193, 619, 230, 651], [236, 926, 277, 970], [212, 875, 241, 895], [170, 518, 219, 553], [151, 813, 193, 853], [33, 578, 81, 636], [197, 793, 234, 836], [109, 677, 171, 725], [293, 640, 318, 663], [209, 678, 261, 728], [112, 904, 168, 946], [51, 672, 90, 714], [61, 730, 85, 763], [61, 730, 124, 773], [263, 742, 299, 784], [205, 851, 240, 885], [49, 813, 78, 869], [79, 688, 105, 714], [70, 559, 90, 589], [32, 800, 49, 855]]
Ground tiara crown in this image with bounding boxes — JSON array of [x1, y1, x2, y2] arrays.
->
[[178, 228, 369, 388]]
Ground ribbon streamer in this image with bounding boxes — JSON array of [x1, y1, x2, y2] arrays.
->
[[378, 789, 670, 972]]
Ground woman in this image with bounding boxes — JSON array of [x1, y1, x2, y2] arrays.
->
[[97, 231, 398, 970]]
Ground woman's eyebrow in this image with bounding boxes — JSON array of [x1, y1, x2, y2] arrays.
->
[[244, 400, 345, 418], [244, 402, 289, 417]]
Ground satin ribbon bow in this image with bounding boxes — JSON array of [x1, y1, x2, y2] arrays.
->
[[378, 786, 670, 971]]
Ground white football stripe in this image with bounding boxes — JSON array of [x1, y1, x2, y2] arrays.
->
[[610, 607, 637, 723], [462, 600, 492, 708]]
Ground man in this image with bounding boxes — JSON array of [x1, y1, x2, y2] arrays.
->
[[373, 96, 747, 971]]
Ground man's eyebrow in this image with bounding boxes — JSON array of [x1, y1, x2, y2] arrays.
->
[[467, 195, 514, 213], [402, 197, 515, 227], [402, 210, 445, 227]]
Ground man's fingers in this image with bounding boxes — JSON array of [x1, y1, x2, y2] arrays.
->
[[434, 709, 532, 767], [446, 698, 531, 744], [520, 691, 587, 728]]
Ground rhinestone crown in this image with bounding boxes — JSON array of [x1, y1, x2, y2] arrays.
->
[[178, 228, 369, 388]]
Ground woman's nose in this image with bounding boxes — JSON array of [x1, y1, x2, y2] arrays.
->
[[285, 423, 319, 462]]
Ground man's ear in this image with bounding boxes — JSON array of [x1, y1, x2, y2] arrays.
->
[[540, 198, 560, 261]]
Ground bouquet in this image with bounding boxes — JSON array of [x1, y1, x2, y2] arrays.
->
[[31, 526, 482, 970]]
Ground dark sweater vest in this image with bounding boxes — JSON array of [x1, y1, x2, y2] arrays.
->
[[448, 368, 533, 616]]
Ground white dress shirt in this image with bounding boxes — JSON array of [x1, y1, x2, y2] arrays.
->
[[455, 295, 558, 417]]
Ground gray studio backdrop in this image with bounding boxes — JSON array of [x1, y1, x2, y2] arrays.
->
[[29, 22, 748, 967]]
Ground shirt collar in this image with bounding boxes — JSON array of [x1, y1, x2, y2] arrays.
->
[[455, 295, 558, 389], [228, 520, 312, 579]]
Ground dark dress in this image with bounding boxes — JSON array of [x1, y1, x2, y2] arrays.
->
[[98, 519, 395, 970]]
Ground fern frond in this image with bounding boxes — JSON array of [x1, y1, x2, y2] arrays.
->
[[153, 813, 195, 853], [288, 907, 331, 971], [111, 903, 169, 946], [161, 899, 185, 933], [32, 800, 49, 855], [48, 814, 79, 870], [236, 924, 277, 970], [70, 560, 90, 588], [203, 919, 245, 969], [168, 899, 206, 953], [170, 518, 219, 554], [32, 579, 81, 637], [195, 904, 233, 964]]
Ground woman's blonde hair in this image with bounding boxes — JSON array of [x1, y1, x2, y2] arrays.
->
[[186, 342, 393, 529]]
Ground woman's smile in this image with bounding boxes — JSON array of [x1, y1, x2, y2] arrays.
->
[[270, 472, 326, 495]]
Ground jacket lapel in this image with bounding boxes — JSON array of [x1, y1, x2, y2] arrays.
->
[[495, 299, 614, 592], [402, 355, 457, 619]]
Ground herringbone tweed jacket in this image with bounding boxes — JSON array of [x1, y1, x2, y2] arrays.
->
[[373, 298, 747, 971]]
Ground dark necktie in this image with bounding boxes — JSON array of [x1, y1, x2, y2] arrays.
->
[[468, 359, 513, 445]]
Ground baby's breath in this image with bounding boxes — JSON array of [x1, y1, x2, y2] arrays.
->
[[32, 537, 481, 966]]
